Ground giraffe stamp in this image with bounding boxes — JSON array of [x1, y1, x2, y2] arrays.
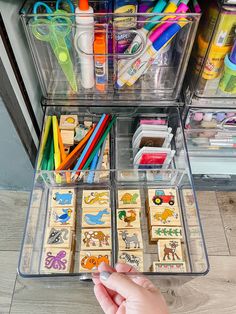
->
[[118, 190, 141, 208], [117, 209, 141, 229], [51, 189, 75, 207], [81, 229, 111, 250], [40, 248, 72, 274], [44, 227, 74, 248], [82, 190, 110, 208], [152, 261, 186, 273], [82, 208, 111, 228], [48, 207, 76, 229], [149, 207, 181, 226], [59, 115, 78, 130], [158, 239, 183, 262], [118, 229, 143, 251], [79, 251, 111, 272], [148, 188, 179, 211], [150, 226, 183, 241], [118, 251, 144, 272]]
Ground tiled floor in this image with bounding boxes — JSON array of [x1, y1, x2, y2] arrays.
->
[[0, 190, 236, 314]]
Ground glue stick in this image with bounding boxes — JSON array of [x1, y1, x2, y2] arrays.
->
[[94, 33, 107, 91]]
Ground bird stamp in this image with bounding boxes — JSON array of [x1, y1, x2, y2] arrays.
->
[[152, 261, 186, 273], [150, 226, 183, 241], [48, 207, 76, 229], [158, 239, 183, 262], [118, 229, 143, 251], [79, 251, 111, 272], [44, 227, 74, 248], [147, 188, 179, 212], [81, 229, 112, 250], [118, 190, 141, 208], [82, 208, 111, 228], [117, 209, 140, 229], [118, 251, 144, 272], [82, 190, 110, 208], [149, 207, 181, 227], [51, 189, 75, 207], [40, 248, 72, 274]]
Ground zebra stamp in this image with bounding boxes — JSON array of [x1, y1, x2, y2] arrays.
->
[[150, 226, 183, 241], [147, 188, 179, 211], [118, 229, 143, 250], [51, 189, 75, 207], [79, 251, 111, 272], [40, 248, 72, 274], [152, 261, 186, 273], [117, 209, 140, 229], [118, 190, 141, 209], [118, 251, 144, 272], [82, 190, 110, 208], [158, 239, 183, 262], [44, 227, 73, 248], [149, 207, 181, 226], [82, 208, 111, 228], [81, 229, 111, 250], [48, 207, 76, 229]]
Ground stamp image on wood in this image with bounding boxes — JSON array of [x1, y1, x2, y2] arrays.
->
[[118, 251, 144, 272], [150, 226, 183, 241], [118, 190, 141, 208], [48, 207, 75, 228], [44, 227, 73, 248], [148, 188, 178, 209], [149, 207, 181, 226], [82, 190, 110, 208], [41, 248, 72, 274], [81, 229, 111, 250], [158, 239, 183, 262], [117, 209, 140, 229], [51, 189, 75, 207], [118, 229, 143, 250], [82, 208, 111, 228], [59, 115, 78, 130], [79, 251, 111, 272], [152, 261, 186, 273]]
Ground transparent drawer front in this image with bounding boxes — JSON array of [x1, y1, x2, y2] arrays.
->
[[20, 1, 200, 101], [19, 106, 208, 277]]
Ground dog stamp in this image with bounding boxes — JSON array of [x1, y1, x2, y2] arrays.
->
[[118, 229, 143, 250], [82, 190, 110, 208], [118, 190, 141, 208]]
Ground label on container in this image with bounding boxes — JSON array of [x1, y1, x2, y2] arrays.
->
[[95, 60, 106, 83], [114, 5, 137, 28]]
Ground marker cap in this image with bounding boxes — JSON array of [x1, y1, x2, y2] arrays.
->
[[79, 0, 89, 11]]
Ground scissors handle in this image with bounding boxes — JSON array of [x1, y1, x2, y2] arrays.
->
[[33, 2, 53, 15]]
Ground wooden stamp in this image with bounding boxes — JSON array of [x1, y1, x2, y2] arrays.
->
[[84, 120, 93, 128], [152, 261, 186, 273], [40, 248, 72, 274], [81, 229, 111, 250], [118, 251, 144, 272], [79, 251, 111, 272], [60, 129, 74, 146], [149, 207, 181, 226], [44, 227, 73, 248], [118, 229, 143, 250], [59, 115, 78, 130], [48, 207, 76, 229], [82, 190, 110, 208], [117, 209, 140, 229], [118, 190, 141, 208], [148, 188, 179, 210], [158, 239, 183, 262], [150, 226, 183, 241], [51, 188, 75, 207], [82, 208, 111, 228]]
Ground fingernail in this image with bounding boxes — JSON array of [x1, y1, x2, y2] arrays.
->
[[100, 271, 111, 281]]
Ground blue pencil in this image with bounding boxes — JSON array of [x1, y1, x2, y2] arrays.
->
[[86, 150, 100, 184]]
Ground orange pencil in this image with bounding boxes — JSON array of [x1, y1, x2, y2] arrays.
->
[[56, 125, 95, 171]]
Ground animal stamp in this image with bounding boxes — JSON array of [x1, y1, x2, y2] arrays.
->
[[48, 207, 75, 229], [149, 207, 181, 226], [60, 129, 75, 146], [148, 188, 179, 211], [40, 248, 72, 274], [158, 239, 183, 262], [118, 229, 143, 250], [118, 251, 144, 272], [82, 208, 111, 228], [59, 115, 78, 130], [152, 261, 186, 273], [118, 190, 141, 208], [117, 209, 140, 229], [150, 226, 183, 241], [82, 190, 110, 208], [79, 251, 111, 272], [51, 189, 75, 207], [81, 229, 111, 250], [44, 227, 73, 248]]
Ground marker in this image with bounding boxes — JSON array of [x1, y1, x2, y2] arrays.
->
[[37, 116, 52, 170], [193, 0, 201, 13]]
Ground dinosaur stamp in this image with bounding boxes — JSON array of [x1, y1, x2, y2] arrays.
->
[[147, 188, 179, 211], [118, 190, 141, 208], [149, 207, 181, 226], [82, 190, 110, 208], [51, 189, 75, 207], [40, 248, 72, 274], [48, 207, 76, 229], [158, 239, 183, 262], [118, 251, 144, 272], [82, 208, 111, 228], [79, 251, 111, 272], [117, 209, 141, 229], [118, 229, 143, 251], [150, 226, 183, 241], [152, 261, 186, 273], [44, 227, 74, 248], [81, 229, 111, 250]]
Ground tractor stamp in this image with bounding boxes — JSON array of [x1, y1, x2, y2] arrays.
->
[[117, 208, 141, 229], [79, 251, 111, 272], [158, 239, 183, 262], [149, 207, 181, 226], [150, 226, 183, 241], [118, 190, 141, 208], [81, 229, 111, 250], [118, 229, 143, 251], [51, 189, 75, 207], [118, 251, 144, 272], [147, 188, 179, 211], [152, 261, 186, 273], [81, 208, 111, 228], [82, 190, 110, 208]]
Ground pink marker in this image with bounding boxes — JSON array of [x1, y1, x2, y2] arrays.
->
[[140, 119, 167, 125]]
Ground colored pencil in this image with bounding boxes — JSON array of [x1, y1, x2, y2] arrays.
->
[[52, 116, 61, 169], [86, 150, 100, 183], [37, 116, 52, 170]]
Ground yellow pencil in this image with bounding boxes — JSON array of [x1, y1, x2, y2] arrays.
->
[[37, 116, 52, 170], [52, 116, 61, 169]]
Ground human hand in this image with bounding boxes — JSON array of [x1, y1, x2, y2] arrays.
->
[[93, 262, 169, 314]]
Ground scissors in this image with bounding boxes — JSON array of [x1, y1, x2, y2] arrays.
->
[[31, 1, 77, 92]]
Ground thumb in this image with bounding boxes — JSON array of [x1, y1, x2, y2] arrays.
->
[[100, 271, 144, 299]]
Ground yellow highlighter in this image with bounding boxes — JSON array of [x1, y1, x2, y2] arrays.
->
[[52, 116, 61, 169], [37, 116, 52, 170]]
